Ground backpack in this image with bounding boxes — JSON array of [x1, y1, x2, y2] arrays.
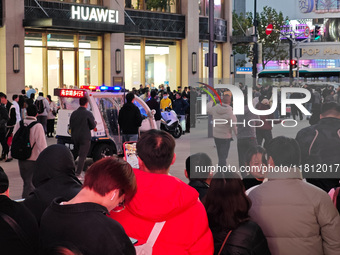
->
[[11, 121, 38, 160], [35, 100, 45, 114], [134, 221, 165, 255]]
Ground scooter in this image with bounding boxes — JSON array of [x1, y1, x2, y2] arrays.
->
[[160, 108, 182, 138]]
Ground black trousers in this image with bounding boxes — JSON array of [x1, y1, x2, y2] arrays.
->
[[256, 129, 272, 149], [47, 119, 55, 136], [0, 130, 9, 158], [237, 137, 257, 176]]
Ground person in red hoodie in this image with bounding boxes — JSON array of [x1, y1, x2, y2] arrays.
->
[[110, 129, 214, 255]]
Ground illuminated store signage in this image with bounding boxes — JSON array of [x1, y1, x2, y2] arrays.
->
[[71, 6, 119, 24], [300, 44, 340, 59]]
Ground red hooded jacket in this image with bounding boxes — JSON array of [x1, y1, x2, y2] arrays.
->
[[109, 169, 214, 255]]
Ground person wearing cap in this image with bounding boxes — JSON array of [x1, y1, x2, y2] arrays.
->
[[0, 167, 39, 255]]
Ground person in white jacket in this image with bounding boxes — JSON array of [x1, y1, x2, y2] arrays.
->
[[13, 104, 47, 198], [207, 94, 237, 167]]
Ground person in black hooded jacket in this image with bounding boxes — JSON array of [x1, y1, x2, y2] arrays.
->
[[118, 92, 143, 143], [23, 144, 82, 224], [203, 172, 270, 255]]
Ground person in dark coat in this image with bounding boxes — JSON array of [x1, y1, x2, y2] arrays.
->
[[242, 146, 266, 191], [0, 167, 39, 255], [256, 96, 280, 149], [0, 99, 9, 161], [296, 102, 340, 192], [23, 144, 82, 224], [290, 92, 304, 120], [0, 92, 14, 160], [69, 97, 96, 177], [39, 157, 137, 255], [184, 153, 212, 201], [146, 90, 161, 129], [173, 93, 189, 134], [118, 92, 143, 142], [203, 172, 270, 255]]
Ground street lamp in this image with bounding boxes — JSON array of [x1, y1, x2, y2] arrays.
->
[[252, 0, 258, 86]]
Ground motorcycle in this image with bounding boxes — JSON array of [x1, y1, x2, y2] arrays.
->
[[160, 108, 182, 138]]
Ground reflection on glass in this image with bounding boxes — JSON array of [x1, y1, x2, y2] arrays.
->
[[47, 34, 74, 48], [44, 0, 102, 5], [134, 100, 147, 117], [205, 0, 222, 18], [125, 44, 141, 90], [198, 0, 204, 15], [24, 33, 43, 46], [126, 0, 142, 9], [48, 50, 60, 99], [79, 35, 102, 87], [59, 97, 81, 111], [63, 51, 75, 88], [144, 44, 177, 90], [97, 98, 119, 136]]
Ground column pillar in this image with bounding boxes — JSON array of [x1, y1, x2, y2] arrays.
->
[[222, 0, 233, 80], [180, 0, 199, 87], [103, 0, 125, 87], [140, 38, 146, 87], [0, 0, 25, 96]]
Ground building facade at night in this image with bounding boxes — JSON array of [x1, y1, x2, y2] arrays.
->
[[0, 0, 233, 97]]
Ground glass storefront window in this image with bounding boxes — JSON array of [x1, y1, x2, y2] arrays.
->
[[145, 43, 177, 89], [24, 32, 43, 47], [47, 34, 74, 48], [126, 0, 178, 13], [79, 35, 102, 87], [198, 0, 204, 15], [25, 32, 103, 100], [25, 47, 44, 92], [126, 0, 142, 9], [43, 0, 103, 5], [124, 40, 177, 91], [202, 0, 223, 18], [124, 44, 141, 90]]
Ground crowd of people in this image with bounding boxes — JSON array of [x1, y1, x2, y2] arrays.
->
[[0, 86, 59, 199], [0, 82, 340, 255], [130, 84, 194, 134]]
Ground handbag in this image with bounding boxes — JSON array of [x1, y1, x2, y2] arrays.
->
[[217, 230, 232, 255]]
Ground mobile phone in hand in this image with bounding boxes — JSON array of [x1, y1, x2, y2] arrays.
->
[[123, 142, 139, 169]]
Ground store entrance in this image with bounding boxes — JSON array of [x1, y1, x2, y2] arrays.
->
[[48, 48, 76, 97]]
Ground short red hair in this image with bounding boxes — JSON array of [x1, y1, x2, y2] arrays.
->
[[83, 157, 137, 203]]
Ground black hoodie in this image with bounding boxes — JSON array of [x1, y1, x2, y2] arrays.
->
[[23, 144, 82, 224], [118, 102, 143, 134]]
